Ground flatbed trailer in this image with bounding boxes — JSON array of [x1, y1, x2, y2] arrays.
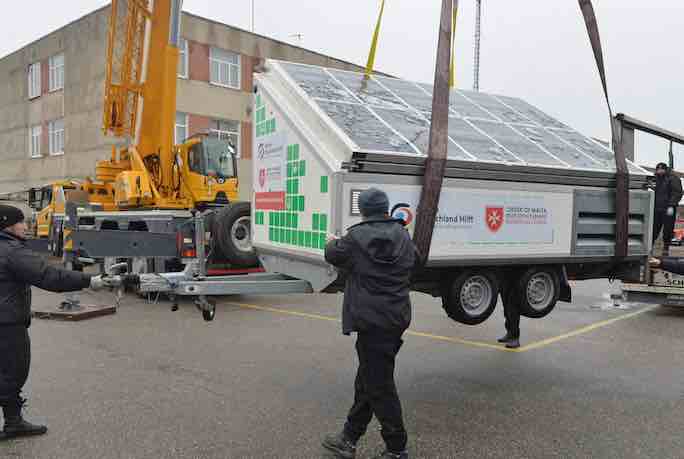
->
[[622, 255, 684, 307], [132, 213, 311, 320], [622, 283, 684, 307]]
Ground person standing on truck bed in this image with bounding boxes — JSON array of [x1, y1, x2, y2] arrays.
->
[[652, 162, 683, 255], [0, 205, 114, 441], [322, 188, 417, 459]]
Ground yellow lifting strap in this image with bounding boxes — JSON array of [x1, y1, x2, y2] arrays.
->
[[365, 0, 386, 79], [365, 0, 457, 84], [449, 0, 459, 88]]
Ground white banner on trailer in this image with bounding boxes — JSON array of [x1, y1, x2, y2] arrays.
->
[[345, 183, 574, 258]]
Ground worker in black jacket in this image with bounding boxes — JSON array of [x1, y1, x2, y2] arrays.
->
[[652, 162, 683, 254], [0, 205, 111, 441], [322, 188, 417, 459]]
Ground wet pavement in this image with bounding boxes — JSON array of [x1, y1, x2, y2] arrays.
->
[[1, 279, 683, 458]]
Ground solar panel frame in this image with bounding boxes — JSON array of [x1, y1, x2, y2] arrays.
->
[[274, 61, 649, 176]]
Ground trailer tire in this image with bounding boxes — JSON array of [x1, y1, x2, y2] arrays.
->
[[517, 267, 560, 319], [442, 270, 499, 325], [212, 202, 258, 267]]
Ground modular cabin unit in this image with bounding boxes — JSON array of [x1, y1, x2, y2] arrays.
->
[[251, 59, 654, 324]]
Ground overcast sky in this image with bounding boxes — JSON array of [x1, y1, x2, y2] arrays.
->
[[1, 1, 681, 166]]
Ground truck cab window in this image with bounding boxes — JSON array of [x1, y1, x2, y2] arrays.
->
[[204, 137, 236, 178], [40, 188, 53, 210], [188, 143, 204, 174], [187, 138, 237, 179]]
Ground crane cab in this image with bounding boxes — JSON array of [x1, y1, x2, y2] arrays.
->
[[179, 135, 240, 208]]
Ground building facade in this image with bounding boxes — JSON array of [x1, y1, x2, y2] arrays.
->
[[0, 6, 372, 197]]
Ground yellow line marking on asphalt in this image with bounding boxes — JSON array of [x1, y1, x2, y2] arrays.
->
[[229, 302, 509, 351], [229, 302, 339, 322], [228, 302, 656, 353], [403, 330, 518, 352], [516, 305, 657, 352]]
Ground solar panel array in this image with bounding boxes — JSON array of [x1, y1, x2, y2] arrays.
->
[[278, 61, 647, 175]]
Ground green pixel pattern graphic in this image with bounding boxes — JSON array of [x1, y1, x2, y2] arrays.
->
[[264, 143, 327, 250], [253, 143, 328, 250], [254, 93, 329, 251], [255, 94, 276, 138]]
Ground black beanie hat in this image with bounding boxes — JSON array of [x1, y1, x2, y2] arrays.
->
[[0, 205, 24, 231], [656, 162, 668, 171], [359, 188, 389, 217]]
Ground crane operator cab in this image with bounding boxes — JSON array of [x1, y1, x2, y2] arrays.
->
[[180, 135, 240, 207]]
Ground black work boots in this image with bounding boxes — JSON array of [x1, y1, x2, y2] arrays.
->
[[497, 333, 514, 343], [323, 431, 410, 459], [373, 450, 409, 459], [322, 431, 357, 459], [1, 399, 48, 441], [2, 417, 48, 440], [497, 333, 521, 349]]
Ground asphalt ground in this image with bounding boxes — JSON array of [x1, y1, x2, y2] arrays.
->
[[1, 279, 683, 458]]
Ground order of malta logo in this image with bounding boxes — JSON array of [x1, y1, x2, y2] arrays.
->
[[485, 206, 504, 232]]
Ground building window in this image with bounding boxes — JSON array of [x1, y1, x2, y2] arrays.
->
[[49, 53, 65, 91], [49, 119, 65, 155], [178, 39, 189, 78], [29, 125, 42, 158], [28, 62, 41, 99], [175, 112, 188, 143], [210, 47, 240, 89], [210, 119, 240, 157]]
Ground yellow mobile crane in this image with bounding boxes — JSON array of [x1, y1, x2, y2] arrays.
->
[[100, 0, 237, 210], [33, 0, 255, 268]]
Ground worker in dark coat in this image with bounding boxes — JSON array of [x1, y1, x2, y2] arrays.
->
[[652, 162, 683, 255], [0, 205, 109, 440], [322, 188, 417, 459]]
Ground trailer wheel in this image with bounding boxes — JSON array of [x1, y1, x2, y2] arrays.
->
[[442, 270, 499, 325], [196, 296, 216, 322], [202, 307, 216, 322], [517, 267, 560, 319], [212, 202, 258, 267]]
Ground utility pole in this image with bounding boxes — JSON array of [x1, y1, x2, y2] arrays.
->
[[473, 0, 482, 91], [251, 0, 255, 32]]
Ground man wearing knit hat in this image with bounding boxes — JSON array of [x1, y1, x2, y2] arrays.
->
[[0, 204, 109, 440], [322, 188, 417, 459], [652, 162, 683, 255]]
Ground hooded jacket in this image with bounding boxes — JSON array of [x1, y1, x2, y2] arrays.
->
[[0, 231, 92, 327], [325, 217, 417, 335]]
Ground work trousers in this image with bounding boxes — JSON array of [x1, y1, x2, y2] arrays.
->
[[653, 210, 676, 253], [502, 281, 521, 339], [0, 325, 31, 419], [344, 330, 407, 453]]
